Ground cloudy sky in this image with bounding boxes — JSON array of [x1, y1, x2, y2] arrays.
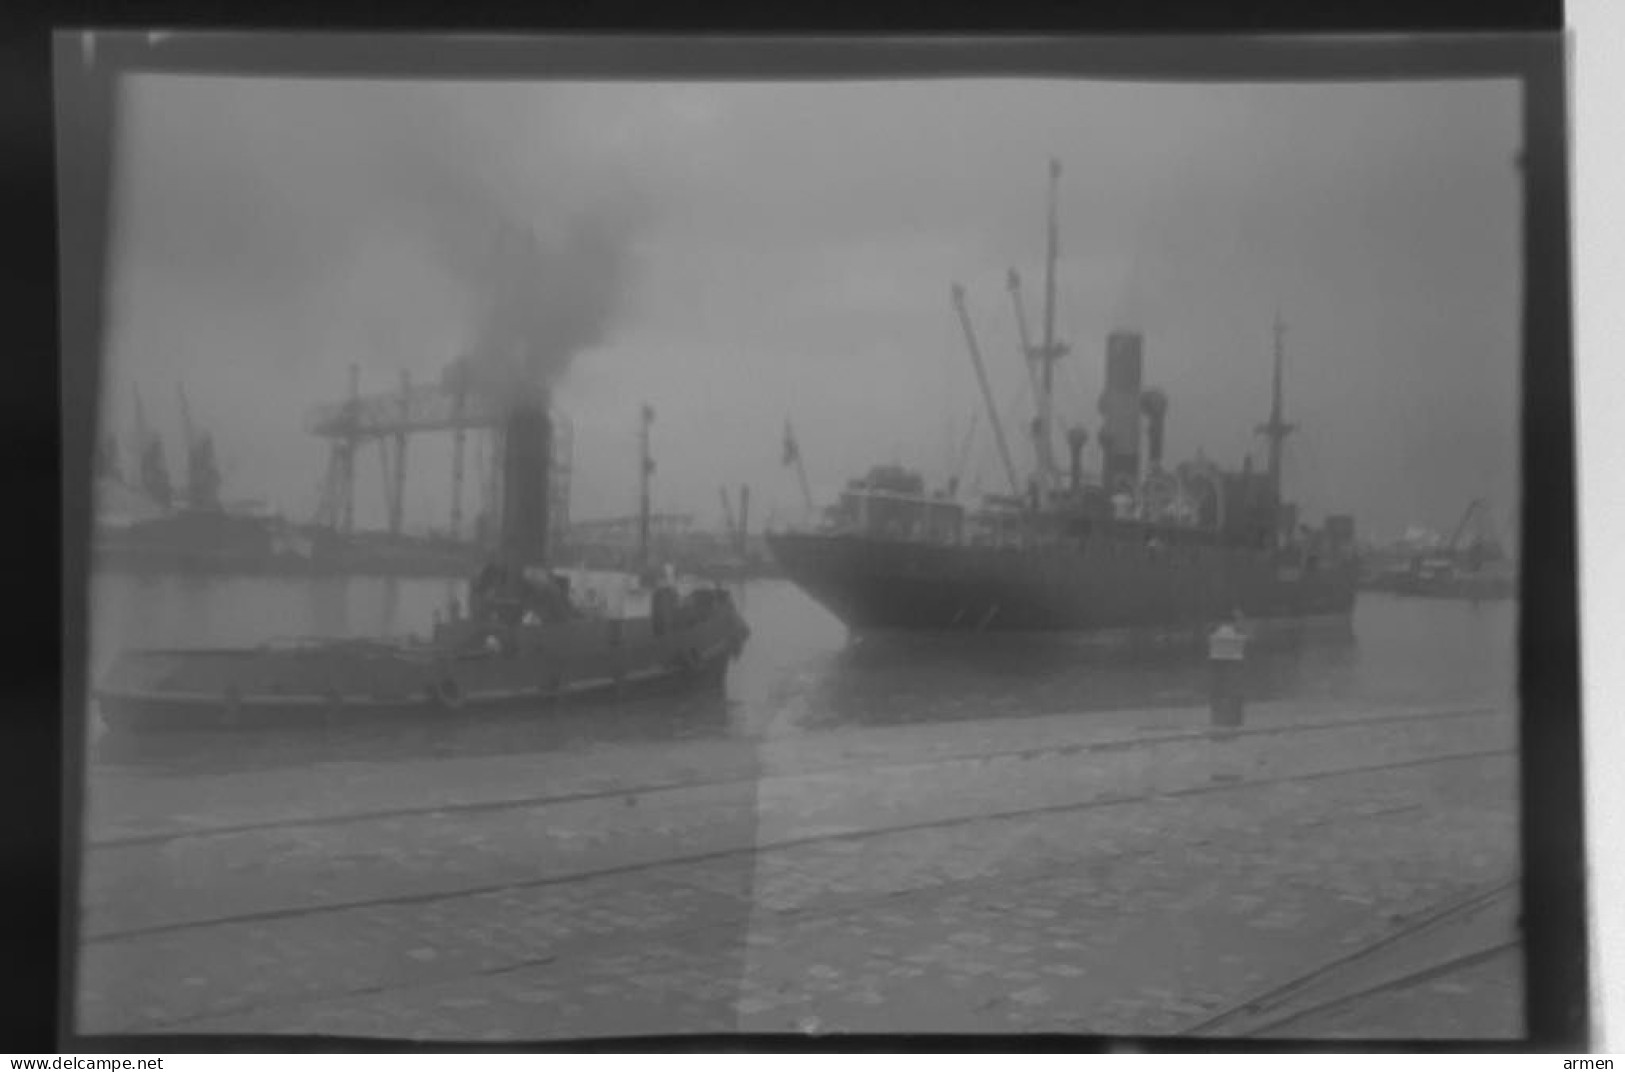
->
[[97, 72, 1523, 543]]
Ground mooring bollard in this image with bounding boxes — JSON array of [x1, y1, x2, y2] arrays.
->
[[1207, 612, 1249, 737]]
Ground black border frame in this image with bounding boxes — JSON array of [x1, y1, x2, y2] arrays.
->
[[33, 16, 1580, 1054]]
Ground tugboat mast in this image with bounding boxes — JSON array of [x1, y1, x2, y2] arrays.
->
[[1257, 312, 1297, 511], [638, 403, 655, 573]]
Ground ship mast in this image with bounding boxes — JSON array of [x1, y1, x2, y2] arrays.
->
[[1256, 312, 1296, 510], [638, 403, 655, 574], [1035, 158, 1070, 497]]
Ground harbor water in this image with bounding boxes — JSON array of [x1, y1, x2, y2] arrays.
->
[[82, 572, 1518, 774]]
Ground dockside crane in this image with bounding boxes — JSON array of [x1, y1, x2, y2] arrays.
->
[[1446, 498, 1487, 551], [1445, 498, 1503, 570], [719, 485, 737, 538], [176, 381, 195, 457], [131, 385, 173, 509], [130, 385, 149, 475], [176, 381, 222, 510], [950, 283, 1024, 499], [781, 419, 817, 521]]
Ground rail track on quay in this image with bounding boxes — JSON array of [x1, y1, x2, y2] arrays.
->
[[82, 727, 1513, 947], [88, 703, 1503, 852], [1179, 878, 1521, 1038], [84, 743, 1516, 1035], [80, 727, 1516, 1035]]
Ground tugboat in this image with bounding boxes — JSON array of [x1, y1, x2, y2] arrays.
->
[[94, 387, 751, 733]]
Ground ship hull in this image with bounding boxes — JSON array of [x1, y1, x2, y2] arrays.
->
[[766, 532, 1357, 636], [95, 605, 749, 734]]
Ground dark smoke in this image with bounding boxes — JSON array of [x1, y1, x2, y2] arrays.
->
[[115, 76, 651, 392], [460, 210, 645, 393], [341, 82, 651, 392]]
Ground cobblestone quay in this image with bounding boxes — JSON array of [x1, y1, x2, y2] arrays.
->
[[77, 699, 1520, 1041]]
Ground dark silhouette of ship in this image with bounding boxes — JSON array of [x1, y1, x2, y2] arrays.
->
[[767, 160, 1359, 641], [96, 384, 751, 733], [92, 384, 323, 575]]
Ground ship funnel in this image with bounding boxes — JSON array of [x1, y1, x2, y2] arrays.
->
[[499, 386, 553, 570], [1139, 388, 1168, 470], [1099, 331, 1144, 491], [1066, 426, 1089, 491]]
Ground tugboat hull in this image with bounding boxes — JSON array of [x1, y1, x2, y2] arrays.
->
[[95, 605, 748, 733]]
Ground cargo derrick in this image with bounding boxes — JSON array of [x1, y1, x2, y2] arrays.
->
[[764, 158, 1359, 637]]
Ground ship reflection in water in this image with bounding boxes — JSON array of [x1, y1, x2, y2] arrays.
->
[[87, 571, 1516, 773]]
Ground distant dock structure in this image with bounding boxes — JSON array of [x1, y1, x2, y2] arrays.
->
[[304, 358, 572, 550]]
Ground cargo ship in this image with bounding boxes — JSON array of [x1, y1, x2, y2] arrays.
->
[[94, 386, 751, 733], [766, 160, 1359, 641]]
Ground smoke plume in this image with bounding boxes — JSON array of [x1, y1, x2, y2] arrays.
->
[[113, 77, 652, 396]]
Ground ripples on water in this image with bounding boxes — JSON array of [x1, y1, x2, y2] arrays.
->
[[83, 572, 1517, 774]]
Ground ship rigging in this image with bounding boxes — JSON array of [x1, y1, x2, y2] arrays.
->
[[765, 159, 1359, 638]]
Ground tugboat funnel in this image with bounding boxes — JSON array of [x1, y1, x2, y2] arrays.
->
[[500, 389, 552, 571]]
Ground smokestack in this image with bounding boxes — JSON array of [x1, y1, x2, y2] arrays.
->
[[1066, 426, 1089, 491], [1139, 388, 1168, 470], [1098, 331, 1144, 491], [499, 386, 552, 570], [738, 484, 750, 553]]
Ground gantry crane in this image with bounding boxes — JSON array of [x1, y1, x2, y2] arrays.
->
[[719, 485, 738, 538], [307, 360, 571, 545]]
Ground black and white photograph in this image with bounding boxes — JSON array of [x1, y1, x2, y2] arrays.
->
[[59, 32, 1576, 1046]]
